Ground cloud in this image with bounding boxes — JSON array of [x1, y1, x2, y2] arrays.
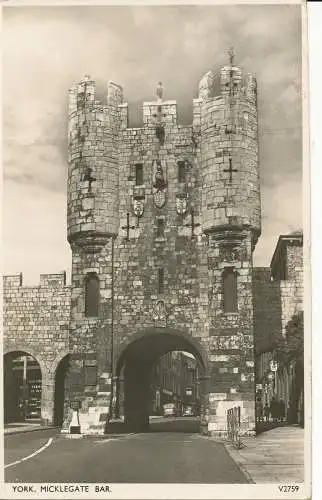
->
[[3, 181, 71, 285], [254, 174, 303, 266], [2, 4, 303, 281]]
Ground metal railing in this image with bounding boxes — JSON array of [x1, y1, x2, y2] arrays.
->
[[227, 406, 242, 448]]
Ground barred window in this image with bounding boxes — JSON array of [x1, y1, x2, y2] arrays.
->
[[223, 268, 238, 313], [85, 273, 100, 317]]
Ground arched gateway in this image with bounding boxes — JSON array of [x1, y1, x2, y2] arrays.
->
[[116, 328, 209, 432]]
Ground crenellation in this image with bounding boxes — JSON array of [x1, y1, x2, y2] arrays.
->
[[39, 272, 67, 287], [3, 273, 23, 287]]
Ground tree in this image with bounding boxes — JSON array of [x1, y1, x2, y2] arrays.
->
[[275, 311, 304, 368], [275, 311, 304, 426]]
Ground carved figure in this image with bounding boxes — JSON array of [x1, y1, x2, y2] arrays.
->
[[153, 160, 167, 191], [156, 82, 164, 101], [152, 160, 167, 208]]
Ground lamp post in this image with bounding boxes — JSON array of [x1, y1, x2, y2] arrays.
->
[[270, 360, 278, 396]]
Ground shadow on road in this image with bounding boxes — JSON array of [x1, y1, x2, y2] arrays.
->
[[105, 417, 200, 434], [149, 417, 200, 433]]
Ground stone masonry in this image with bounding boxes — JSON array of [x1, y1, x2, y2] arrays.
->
[[254, 232, 304, 415], [65, 57, 260, 436], [2, 56, 303, 437], [3, 272, 70, 424]]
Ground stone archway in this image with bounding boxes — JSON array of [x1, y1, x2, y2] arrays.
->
[[53, 354, 70, 426], [3, 351, 42, 424], [115, 328, 209, 433]]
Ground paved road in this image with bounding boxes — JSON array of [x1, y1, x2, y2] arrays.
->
[[5, 421, 247, 483], [149, 416, 200, 433], [4, 428, 58, 467]]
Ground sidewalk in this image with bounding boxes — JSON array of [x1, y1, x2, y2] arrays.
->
[[3, 421, 56, 435], [225, 425, 305, 483]]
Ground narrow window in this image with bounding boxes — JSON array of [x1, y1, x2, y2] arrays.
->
[[178, 161, 186, 183], [85, 273, 100, 317], [223, 268, 238, 313], [135, 163, 143, 185], [158, 268, 164, 294], [157, 218, 165, 238], [84, 365, 97, 386]]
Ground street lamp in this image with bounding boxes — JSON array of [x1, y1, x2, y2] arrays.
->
[[270, 360, 278, 396]]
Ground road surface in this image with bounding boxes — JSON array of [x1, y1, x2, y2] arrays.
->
[[5, 418, 247, 483]]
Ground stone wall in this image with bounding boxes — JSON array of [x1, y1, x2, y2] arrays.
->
[[253, 236, 303, 416], [3, 272, 71, 423], [65, 61, 261, 436], [286, 241, 303, 282], [254, 237, 303, 353]]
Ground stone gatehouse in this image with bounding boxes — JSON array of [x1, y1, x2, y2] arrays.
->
[[3, 56, 303, 437]]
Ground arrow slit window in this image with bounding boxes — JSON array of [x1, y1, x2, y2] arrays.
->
[[222, 268, 238, 313], [158, 268, 164, 294], [178, 161, 186, 183], [135, 163, 143, 185], [156, 218, 165, 238], [85, 272, 100, 317]]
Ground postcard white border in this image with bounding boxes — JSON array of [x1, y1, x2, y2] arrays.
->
[[0, 1, 315, 499]]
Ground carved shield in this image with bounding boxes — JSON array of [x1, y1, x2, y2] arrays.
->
[[176, 194, 187, 215], [153, 300, 167, 327], [133, 197, 144, 218], [154, 190, 166, 209]]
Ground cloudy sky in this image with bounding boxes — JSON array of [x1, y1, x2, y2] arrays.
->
[[3, 4, 303, 285]]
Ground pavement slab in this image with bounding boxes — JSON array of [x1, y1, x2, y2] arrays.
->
[[224, 426, 305, 484]]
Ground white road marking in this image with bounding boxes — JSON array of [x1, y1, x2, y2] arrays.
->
[[95, 438, 121, 444], [94, 433, 135, 443], [4, 437, 53, 469]]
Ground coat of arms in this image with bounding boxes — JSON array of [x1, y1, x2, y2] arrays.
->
[[176, 193, 187, 215], [133, 196, 145, 219], [153, 300, 167, 327]]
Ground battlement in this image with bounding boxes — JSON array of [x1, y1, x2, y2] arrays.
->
[[270, 233, 303, 282], [3, 273, 23, 287], [197, 66, 257, 102], [3, 272, 68, 288], [68, 76, 124, 116], [68, 63, 257, 129]]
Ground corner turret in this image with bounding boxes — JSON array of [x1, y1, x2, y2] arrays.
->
[[198, 51, 261, 248], [67, 76, 123, 252]]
